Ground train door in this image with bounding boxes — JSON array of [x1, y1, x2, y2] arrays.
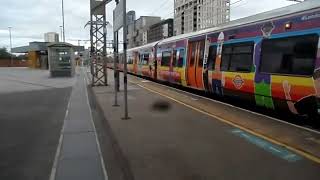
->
[[196, 40, 205, 89], [187, 40, 205, 89], [169, 50, 176, 83], [187, 42, 197, 87], [133, 52, 139, 74], [151, 47, 157, 80], [204, 45, 217, 92]]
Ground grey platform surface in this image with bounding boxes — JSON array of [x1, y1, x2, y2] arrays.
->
[[54, 68, 106, 180]]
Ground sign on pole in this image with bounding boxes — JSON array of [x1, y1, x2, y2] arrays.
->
[[113, 0, 124, 32]]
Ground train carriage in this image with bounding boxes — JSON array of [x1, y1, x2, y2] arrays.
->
[[123, 0, 320, 120]]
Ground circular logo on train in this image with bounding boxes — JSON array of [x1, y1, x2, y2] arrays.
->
[[233, 75, 244, 89]]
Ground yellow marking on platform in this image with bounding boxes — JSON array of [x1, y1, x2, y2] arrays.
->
[[134, 83, 320, 164]]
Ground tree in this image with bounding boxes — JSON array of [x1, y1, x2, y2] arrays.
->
[[0, 48, 12, 59]]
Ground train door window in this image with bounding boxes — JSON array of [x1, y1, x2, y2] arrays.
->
[[221, 42, 254, 72], [161, 51, 171, 66], [172, 50, 177, 67], [207, 45, 217, 70], [177, 49, 185, 67], [190, 43, 196, 66], [143, 53, 149, 65], [138, 54, 141, 64], [198, 41, 205, 66], [260, 34, 318, 76]]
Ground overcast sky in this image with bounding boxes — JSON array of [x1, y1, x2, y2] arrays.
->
[[0, 0, 297, 49]]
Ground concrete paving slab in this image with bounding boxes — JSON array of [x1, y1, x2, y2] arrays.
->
[[63, 119, 93, 133], [66, 108, 92, 122], [60, 132, 99, 159], [55, 157, 104, 180]]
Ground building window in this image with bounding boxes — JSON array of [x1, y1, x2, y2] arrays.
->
[[260, 34, 318, 76], [221, 42, 254, 72]]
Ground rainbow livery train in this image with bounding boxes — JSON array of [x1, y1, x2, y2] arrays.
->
[[109, 0, 320, 121]]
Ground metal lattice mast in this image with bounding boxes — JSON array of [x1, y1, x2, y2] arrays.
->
[[89, 0, 111, 86]]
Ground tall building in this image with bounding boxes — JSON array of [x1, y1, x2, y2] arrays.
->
[[127, 11, 136, 25], [127, 16, 161, 48], [174, 0, 230, 35], [147, 19, 174, 43], [44, 32, 59, 42]]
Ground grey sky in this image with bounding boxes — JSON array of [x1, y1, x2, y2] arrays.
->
[[0, 0, 296, 49]]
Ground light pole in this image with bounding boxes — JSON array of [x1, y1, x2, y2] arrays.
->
[[59, 25, 63, 42], [8, 27, 13, 67], [61, 0, 65, 42]]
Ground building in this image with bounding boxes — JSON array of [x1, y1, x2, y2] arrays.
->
[[127, 11, 136, 25], [147, 19, 174, 43], [127, 16, 161, 48], [174, 0, 230, 35], [44, 32, 59, 42], [127, 11, 137, 49]]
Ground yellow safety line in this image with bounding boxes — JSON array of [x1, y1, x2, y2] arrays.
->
[[135, 83, 320, 164]]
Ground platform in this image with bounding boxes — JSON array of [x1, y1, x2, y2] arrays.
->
[[89, 69, 320, 180]]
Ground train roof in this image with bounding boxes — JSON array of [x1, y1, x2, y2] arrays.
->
[[157, 0, 320, 45], [128, 41, 159, 51], [127, 0, 320, 51]]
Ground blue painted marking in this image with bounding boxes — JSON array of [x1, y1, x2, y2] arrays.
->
[[269, 28, 320, 39], [231, 129, 302, 162], [223, 37, 262, 44]]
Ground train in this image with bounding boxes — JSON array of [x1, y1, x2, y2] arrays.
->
[[108, 0, 320, 121]]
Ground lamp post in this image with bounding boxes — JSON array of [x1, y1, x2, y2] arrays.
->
[[61, 0, 65, 42], [8, 27, 13, 67], [59, 25, 63, 42]]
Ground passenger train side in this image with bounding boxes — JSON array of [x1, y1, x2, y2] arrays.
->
[[109, 0, 320, 121]]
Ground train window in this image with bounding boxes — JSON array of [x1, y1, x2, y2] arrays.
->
[[229, 54, 253, 72], [161, 51, 171, 66], [260, 34, 318, 76], [143, 53, 149, 65], [221, 42, 254, 72], [208, 46, 217, 71], [172, 50, 177, 67], [127, 55, 133, 64], [198, 41, 205, 66], [221, 54, 230, 71], [177, 49, 185, 67]]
